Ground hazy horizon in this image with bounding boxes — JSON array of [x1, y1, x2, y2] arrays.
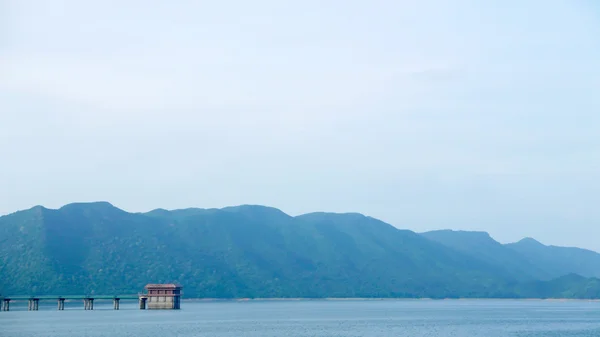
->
[[2, 1, 599, 251]]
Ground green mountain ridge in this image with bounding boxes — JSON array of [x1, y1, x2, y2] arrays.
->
[[505, 237, 600, 279], [1, 202, 599, 299], [421, 230, 553, 281]]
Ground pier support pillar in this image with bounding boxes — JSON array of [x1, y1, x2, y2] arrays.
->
[[113, 298, 120, 310], [58, 298, 65, 311], [84, 298, 94, 310], [139, 297, 147, 310], [28, 299, 39, 311]]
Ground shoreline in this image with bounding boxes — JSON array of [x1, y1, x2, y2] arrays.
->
[[181, 297, 600, 302]]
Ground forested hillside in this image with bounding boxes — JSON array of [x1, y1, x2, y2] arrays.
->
[[1, 202, 598, 299]]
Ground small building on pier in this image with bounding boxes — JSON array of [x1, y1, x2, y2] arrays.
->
[[142, 284, 182, 310]]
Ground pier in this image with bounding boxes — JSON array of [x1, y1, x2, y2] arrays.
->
[[1, 284, 182, 311], [1, 295, 138, 311]]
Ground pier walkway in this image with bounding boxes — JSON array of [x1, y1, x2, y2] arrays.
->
[[0, 294, 140, 311]]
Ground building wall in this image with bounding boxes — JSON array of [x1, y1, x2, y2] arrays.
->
[[145, 286, 182, 309], [147, 295, 176, 309]]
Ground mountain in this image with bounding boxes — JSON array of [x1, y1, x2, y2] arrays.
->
[[505, 238, 600, 279], [421, 230, 552, 281], [420, 230, 600, 283], [1, 202, 599, 299], [515, 273, 600, 299]]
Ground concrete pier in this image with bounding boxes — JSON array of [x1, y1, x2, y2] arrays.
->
[[28, 298, 40, 311], [139, 297, 147, 310], [1, 295, 140, 311], [27, 298, 40, 311], [83, 298, 94, 310]]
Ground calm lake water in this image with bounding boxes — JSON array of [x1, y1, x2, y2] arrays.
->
[[2, 299, 600, 336]]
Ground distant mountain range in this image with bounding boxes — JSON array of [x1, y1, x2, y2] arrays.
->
[[2, 202, 600, 299]]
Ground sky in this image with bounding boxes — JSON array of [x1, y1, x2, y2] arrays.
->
[[1, 0, 599, 250]]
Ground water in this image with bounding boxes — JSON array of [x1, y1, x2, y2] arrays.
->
[[2, 299, 600, 336]]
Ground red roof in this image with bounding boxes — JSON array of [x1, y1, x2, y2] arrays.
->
[[144, 283, 182, 289]]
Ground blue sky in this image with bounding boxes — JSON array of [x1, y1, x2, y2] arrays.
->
[[1, 1, 599, 250]]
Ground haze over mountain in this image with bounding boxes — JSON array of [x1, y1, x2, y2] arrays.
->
[[2, 202, 600, 299]]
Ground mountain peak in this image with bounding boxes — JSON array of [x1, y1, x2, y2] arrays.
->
[[60, 201, 115, 209], [516, 237, 545, 247], [221, 205, 291, 218], [58, 201, 125, 215]]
